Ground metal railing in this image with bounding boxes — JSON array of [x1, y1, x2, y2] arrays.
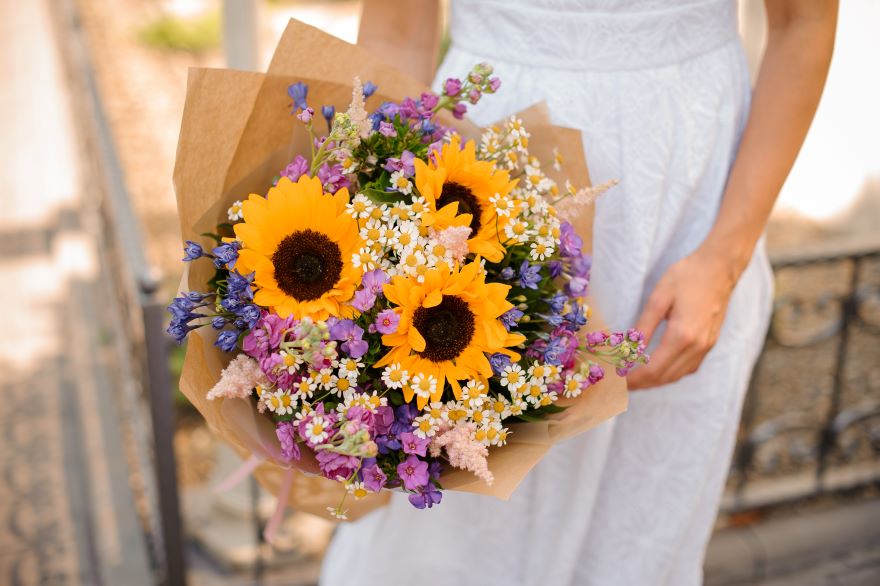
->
[[54, 0, 187, 584], [724, 242, 880, 512]]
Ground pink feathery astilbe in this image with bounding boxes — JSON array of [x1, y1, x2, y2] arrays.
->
[[435, 226, 472, 263], [430, 423, 494, 485], [207, 354, 268, 400]]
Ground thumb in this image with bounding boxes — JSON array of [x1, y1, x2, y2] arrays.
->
[[635, 287, 673, 345]]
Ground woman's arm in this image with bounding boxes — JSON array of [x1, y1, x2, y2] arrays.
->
[[627, 0, 838, 390]]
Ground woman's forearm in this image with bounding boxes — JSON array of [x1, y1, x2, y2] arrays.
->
[[700, 0, 838, 280]]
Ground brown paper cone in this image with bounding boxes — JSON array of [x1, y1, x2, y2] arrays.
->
[[172, 19, 626, 521]]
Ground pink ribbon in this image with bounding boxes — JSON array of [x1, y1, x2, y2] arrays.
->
[[263, 468, 295, 544], [212, 454, 263, 494]]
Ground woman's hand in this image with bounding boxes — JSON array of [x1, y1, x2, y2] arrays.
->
[[626, 247, 739, 390]]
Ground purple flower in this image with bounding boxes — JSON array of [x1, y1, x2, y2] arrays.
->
[[352, 288, 377, 312], [566, 276, 589, 298], [588, 363, 605, 385], [586, 331, 609, 346], [276, 421, 301, 462], [362, 81, 378, 98], [167, 321, 197, 343], [243, 312, 295, 358], [321, 105, 335, 131], [182, 240, 204, 261], [281, 155, 309, 183], [317, 163, 351, 194], [547, 292, 567, 314], [373, 405, 395, 436], [362, 269, 390, 294], [383, 150, 416, 176], [235, 304, 262, 329], [215, 330, 239, 352], [378, 121, 396, 137], [390, 404, 418, 436], [500, 308, 523, 331], [399, 432, 430, 457], [559, 222, 584, 258], [397, 455, 429, 491], [408, 485, 442, 509], [420, 92, 439, 110], [518, 260, 541, 290], [569, 254, 592, 279], [316, 450, 360, 481], [375, 434, 401, 454], [452, 103, 467, 120], [374, 309, 400, 334], [329, 319, 368, 358], [487, 77, 502, 93], [227, 271, 255, 300], [362, 463, 387, 492], [212, 242, 240, 269], [443, 78, 462, 97], [398, 97, 422, 120], [563, 304, 587, 329], [500, 266, 516, 280], [467, 88, 482, 105], [375, 101, 399, 119], [547, 260, 564, 278], [211, 316, 227, 329], [489, 352, 512, 375], [287, 82, 308, 112], [296, 107, 314, 123]]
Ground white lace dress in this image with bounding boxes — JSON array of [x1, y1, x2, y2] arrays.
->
[[322, 1, 774, 584]]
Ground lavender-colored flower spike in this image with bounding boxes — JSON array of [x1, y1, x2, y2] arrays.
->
[[287, 82, 309, 112]]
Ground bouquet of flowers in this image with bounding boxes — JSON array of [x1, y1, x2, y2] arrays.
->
[[171, 21, 646, 531]]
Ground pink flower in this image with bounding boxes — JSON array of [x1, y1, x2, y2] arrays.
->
[[432, 423, 493, 485], [207, 354, 268, 400], [373, 309, 400, 334], [435, 226, 472, 262]]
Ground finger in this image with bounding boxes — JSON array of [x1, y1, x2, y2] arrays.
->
[[634, 288, 674, 345], [627, 327, 682, 390]]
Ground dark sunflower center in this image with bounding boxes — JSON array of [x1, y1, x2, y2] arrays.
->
[[412, 295, 476, 362], [437, 182, 482, 235], [271, 229, 343, 301]]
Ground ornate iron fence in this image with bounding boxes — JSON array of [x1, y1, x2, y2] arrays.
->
[[724, 243, 880, 512]]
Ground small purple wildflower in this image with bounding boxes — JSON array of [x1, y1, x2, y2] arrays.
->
[[374, 309, 400, 334], [378, 121, 396, 137], [362, 463, 387, 492], [287, 82, 308, 112], [399, 432, 430, 457], [276, 421, 301, 462], [518, 260, 541, 290], [182, 241, 204, 261], [443, 78, 462, 97], [397, 455, 429, 491]]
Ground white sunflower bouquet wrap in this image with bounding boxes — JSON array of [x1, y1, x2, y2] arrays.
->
[[171, 21, 646, 531]]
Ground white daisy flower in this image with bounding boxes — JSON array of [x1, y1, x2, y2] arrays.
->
[[381, 363, 409, 389], [499, 363, 526, 391], [305, 415, 330, 444], [563, 373, 587, 399], [412, 414, 438, 439], [529, 240, 554, 261], [410, 373, 437, 402], [227, 200, 244, 221], [265, 390, 295, 416], [314, 368, 338, 392], [337, 357, 363, 381], [390, 170, 413, 195], [347, 481, 369, 499], [352, 246, 380, 271], [346, 194, 374, 219]]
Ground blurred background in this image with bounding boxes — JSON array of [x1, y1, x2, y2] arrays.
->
[[1, 0, 878, 584]]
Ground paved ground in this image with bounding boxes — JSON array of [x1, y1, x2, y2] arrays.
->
[[0, 0, 151, 584]]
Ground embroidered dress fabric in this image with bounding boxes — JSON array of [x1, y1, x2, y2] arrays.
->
[[322, 1, 774, 584]]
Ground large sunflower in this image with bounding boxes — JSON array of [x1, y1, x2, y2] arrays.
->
[[233, 175, 363, 320], [376, 261, 526, 409], [416, 137, 517, 263]]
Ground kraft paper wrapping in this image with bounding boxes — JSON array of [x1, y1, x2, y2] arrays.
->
[[173, 19, 626, 521]]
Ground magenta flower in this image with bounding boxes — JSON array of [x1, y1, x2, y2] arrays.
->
[[452, 103, 467, 120], [362, 463, 387, 492], [281, 155, 309, 183], [276, 421, 301, 462], [397, 455, 430, 491], [399, 432, 430, 457], [378, 121, 396, 137], [316, 450, 360, 481], [373, 309, 399, 335], [317, 162, 351, 194], [352, 288, 377, 312], [443, 77, 462, 97]]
